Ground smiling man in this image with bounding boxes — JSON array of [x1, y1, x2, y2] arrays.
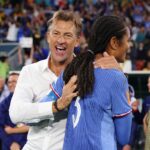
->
[[46, 11, 81, 76], [9, 10, 82, 150]]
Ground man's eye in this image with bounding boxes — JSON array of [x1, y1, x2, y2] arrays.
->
[[53, 32, 59, 35], [65, 34, 73, 38]]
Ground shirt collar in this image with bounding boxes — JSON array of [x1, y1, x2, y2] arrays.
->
[[42, 55, 50, 72], [42, 53, 76, 72]]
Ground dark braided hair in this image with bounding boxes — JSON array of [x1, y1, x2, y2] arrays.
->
[[63, 15, 127, 98]]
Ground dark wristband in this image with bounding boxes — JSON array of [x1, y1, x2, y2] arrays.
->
[[53, 101, 61, 112]]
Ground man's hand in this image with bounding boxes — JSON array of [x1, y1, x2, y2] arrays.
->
[[53, 75, 78, 112], [10, 142, 20, 150], [94, 52, 122, 70]]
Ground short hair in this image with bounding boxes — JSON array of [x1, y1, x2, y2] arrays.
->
[[9, 71, 20, 76], [47, 10, 82, 37]]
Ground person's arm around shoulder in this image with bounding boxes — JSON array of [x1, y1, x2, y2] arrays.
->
[[94, 52, 122, 70]]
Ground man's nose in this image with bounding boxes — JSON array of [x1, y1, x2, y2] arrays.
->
[[57, 35, 66, 43]]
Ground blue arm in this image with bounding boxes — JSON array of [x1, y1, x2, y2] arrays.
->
[[114, 113, 132, 146]]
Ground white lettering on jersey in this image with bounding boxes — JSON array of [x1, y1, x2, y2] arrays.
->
[[72, 96, 81, 128]]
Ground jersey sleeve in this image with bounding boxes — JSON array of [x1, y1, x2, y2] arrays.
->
[[114, 113, 132, 146], [40, 73, 64, 102], [111, 72, 132, 117]]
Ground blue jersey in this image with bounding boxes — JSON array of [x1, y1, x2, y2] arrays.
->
[[43, 69, 132, 150], [0, 93, 27, 150]]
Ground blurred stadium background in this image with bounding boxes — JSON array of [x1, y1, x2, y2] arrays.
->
[[0, 0, 150, 149]]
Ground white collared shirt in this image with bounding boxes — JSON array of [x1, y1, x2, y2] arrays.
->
[[9, 58, 67, 150]]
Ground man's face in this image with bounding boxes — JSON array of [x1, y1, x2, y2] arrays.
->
[[47, 20, 79, 65], [7, 74, 19, 92]]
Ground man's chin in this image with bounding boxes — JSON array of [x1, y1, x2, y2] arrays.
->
[[57, 58, 68, 65]]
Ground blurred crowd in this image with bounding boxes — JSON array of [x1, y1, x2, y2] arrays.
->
[[0, 0, 150, 78], [0, 0, 150, 149]]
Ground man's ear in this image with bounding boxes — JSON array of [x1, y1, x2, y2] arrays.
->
[[110, 36, 118, 50], [75, 36, 80, 47]]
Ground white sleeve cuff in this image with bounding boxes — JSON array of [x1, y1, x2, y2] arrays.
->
[[38, 101, 54, 119]]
